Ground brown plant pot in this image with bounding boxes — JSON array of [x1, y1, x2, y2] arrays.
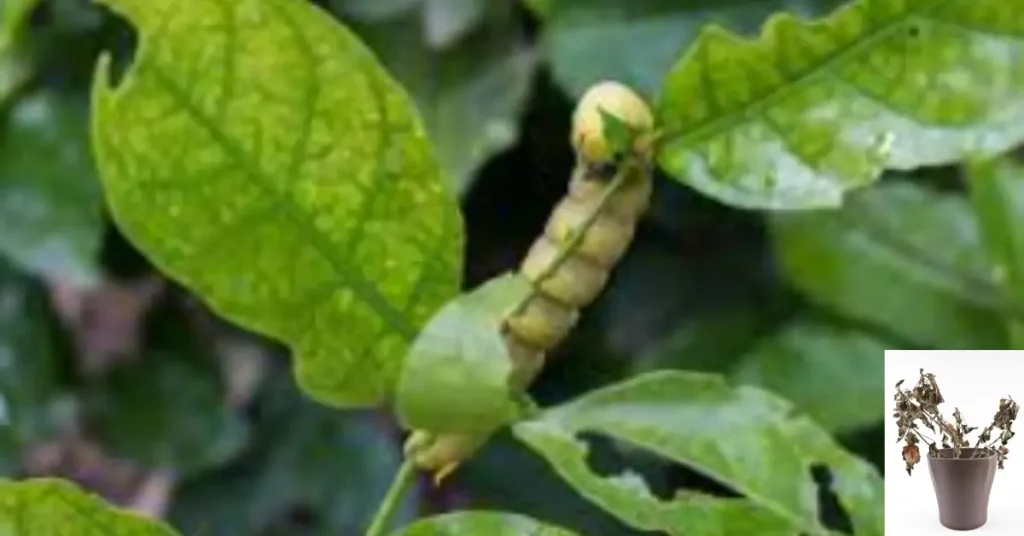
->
[[928, 448, 997, 531]]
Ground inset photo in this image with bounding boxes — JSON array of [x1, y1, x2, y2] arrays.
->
[[886, 350, 1023, 534]]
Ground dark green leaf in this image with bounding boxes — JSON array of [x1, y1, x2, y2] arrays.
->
[[397, 273, 529, 435], [331, 0, 419, 22], [965, 156, 1024, 347], [771, 180, 1008, 348], [354, 6, 535, 193], [0, 477, 179, 535], [0, 261, 72, 476], [543, 0, 839, 99], [730, 316, 886, 433], [513, 371, 883, 536], [90, 0, 465, 407], [657, 0, 1024, 209], [86, 308, 248, 477], [421, 0, 488, 48], [0, 90, 104, 286], [391, 511, 579, 535], [169, 373, 414, 536]]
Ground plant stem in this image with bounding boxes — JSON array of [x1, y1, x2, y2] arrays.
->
[[365, 459, 417, 536]]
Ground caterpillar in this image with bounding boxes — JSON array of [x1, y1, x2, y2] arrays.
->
[[406, 81, 655, 480]]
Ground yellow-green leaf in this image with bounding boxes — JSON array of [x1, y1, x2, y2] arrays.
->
[[396, 273, 529, 435], [90, 0, 464, 407], [0, 478, 179, 535], [657, 0, 1024, 209]]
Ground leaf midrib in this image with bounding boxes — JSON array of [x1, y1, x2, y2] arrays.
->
[[140, 62, 418, 339], [659, 0, 954, 154]]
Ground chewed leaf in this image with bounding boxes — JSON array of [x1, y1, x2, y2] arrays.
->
[[90, 0, 464, 407], [0, 478, 179, 535], [657, 0, 1024, 209], [512, 422, 793, 535], [391, 511, 579, 536], [396, 273, 530, 435], [513, 371, 883, 536]]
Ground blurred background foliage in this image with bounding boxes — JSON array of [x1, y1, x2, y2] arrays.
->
[[2, 0, 1017, 533]]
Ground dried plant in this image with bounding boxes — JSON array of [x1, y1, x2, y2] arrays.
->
[[893, 369, 1019, 475]]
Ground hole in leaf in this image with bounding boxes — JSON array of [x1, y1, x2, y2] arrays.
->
[[810, 463, 854, 535]]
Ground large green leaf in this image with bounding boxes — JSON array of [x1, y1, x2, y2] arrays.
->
[[90, 0, 465, 407], [771, 179, 1009, 348], [0, 90, 105, 286], [85, 307, 248, 478], [454, 431, 647, 535], [542, 0, 840, 99], [169, 371, 415, 536], [657, 0, 1024, 209], [513, 371, 883, 536], [397, 273, 529, 435], [0, 477, 179, 535], [391, 511, 579, 535], [730, 316, 886, 433], [966, 156, 1024, 347], [0, 261, 72, 476], [353, 5, 535, 193]]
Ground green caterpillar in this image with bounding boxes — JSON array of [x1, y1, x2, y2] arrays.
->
[[407, 81, 656, 480]]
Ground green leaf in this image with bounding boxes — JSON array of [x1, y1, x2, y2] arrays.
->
[[542, 0, 840, 99], [965, 156, 1024, 347], [0, 261, 73, 475], [90, 0, 465, 407], [397, 273, 529, 435], [513, 371, 883, 536], [0, 477, 179, 535], [170, 372, 414, 535], [85, 307, 248, 477], [730, 316, 886, 433], [422, 0, 488, 48], [390, 511, 579, 536], [354, 6, 535, 193], [657, 0, 1024, 209], [0, 90, 105, 286], [331, 0, 420, 22], [454, 431, 647, 535], [770, 179, 1009, 348]]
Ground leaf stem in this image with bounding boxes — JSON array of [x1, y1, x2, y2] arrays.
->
[[365, 459, 417, 536]]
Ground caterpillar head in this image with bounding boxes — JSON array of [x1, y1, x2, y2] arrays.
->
[[571, 81, 654, 167]]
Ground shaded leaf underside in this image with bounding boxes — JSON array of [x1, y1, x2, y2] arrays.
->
[[657, 0, 1024, 209]]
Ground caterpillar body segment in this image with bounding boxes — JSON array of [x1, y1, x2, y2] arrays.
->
[[405, 81, 655, 481], [504, 159, 653, 357]]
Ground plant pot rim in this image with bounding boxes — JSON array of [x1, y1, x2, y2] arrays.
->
[[929, 447, 997, 460]]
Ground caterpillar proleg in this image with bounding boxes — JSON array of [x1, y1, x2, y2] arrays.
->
[[405, 81, 655, 480]]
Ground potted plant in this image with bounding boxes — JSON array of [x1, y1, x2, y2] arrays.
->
[[893, 369, 1019, 530]]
